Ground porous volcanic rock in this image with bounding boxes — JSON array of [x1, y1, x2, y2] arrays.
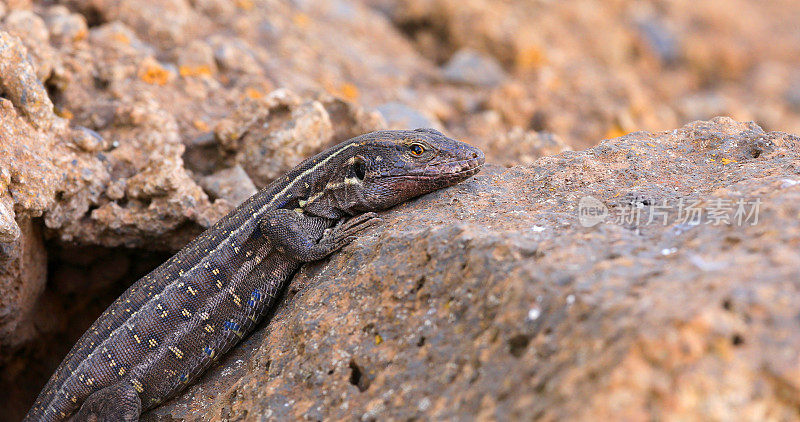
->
[[145, 118, 800, 420]]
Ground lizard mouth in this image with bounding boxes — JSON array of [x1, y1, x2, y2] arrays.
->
[[424, 155, 485, 178], [377, 156, 484, 182]]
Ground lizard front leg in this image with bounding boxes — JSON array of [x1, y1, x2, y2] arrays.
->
[[258, 209, 380, 262]]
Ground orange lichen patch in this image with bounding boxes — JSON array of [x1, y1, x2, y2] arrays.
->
[[604, 125, 628, 139], [516, 45, 547, 71], [179, 65, 213, 78], [720, 158, 737, 165], [55, 108, 73, 120], [374, 334, 383, 345], [193, 119, 210, 131], [339, 83, 359, 101], [110, 32, 131, 45], [245, 87, 264, 99], [235, 0, 254, 10], [292, 13, 310, 28], [139, 59, 170, 86], [74, 28, 89, 42]]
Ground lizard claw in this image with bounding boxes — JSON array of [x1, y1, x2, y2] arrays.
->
[[323, 212, 382, 250], [338, 212, 381, 235]]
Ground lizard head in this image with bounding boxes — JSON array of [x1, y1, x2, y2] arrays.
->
[[335, 128, 484, 213]]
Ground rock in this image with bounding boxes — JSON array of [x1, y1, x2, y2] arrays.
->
[[211, 89, 383, 189], [175, 40, 217, 77], [0, 31, 63, 131], [375, 102, 437, 129], [0, 217, 47, 357], [200, 165, 257, 207], [235, 99, 333, 186], [0, 197, 19, 243], [208, 35, 263, 75], [0, 99, 60, 218], [319, 96, 385, 143], [70, 126, 109, 152], [43, 6, 89, 46], [77, 0, 200, 47], [785, 80, 800, 111], [442, 48, 507, 87], [1, 10, 55, 80], [144, 118, 800, 420], [490, 127, 571, 166], [635, 18, 681, 66]]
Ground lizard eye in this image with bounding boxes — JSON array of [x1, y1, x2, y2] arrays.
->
[[353, 157, 367, 180], [409, 143, 425, 156]]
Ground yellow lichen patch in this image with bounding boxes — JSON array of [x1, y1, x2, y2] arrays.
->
[[139, 59, 170, 86], [179, 65, 213, 78], [374, 334, 383, 345], [721, 158, 737, 165]]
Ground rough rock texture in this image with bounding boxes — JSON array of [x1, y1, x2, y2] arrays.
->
[[143, 118, 800, 420], [0, 218, 46, 353]]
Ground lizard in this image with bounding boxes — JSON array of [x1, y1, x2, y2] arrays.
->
[[23, 128, 484, 422]]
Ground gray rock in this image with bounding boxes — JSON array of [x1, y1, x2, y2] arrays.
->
[[442, 48, 507, 87], [44, 6, 89, 45], [785, 80, 800, 111], [636, 18, 681, 65], [375, 102, 436, 129], [200, 165, 258, 207]]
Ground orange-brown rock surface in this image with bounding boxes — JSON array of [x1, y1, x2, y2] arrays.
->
[[1, 0, 800, 420]]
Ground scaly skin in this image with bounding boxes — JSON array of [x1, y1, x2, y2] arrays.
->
[[23, 128, 484, 422]]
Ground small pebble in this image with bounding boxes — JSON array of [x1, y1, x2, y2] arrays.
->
[[200, 165, 257, 207], [442, 49, 507, 87], [71, 127, 108, 152], [375, 102, 436, 129]]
